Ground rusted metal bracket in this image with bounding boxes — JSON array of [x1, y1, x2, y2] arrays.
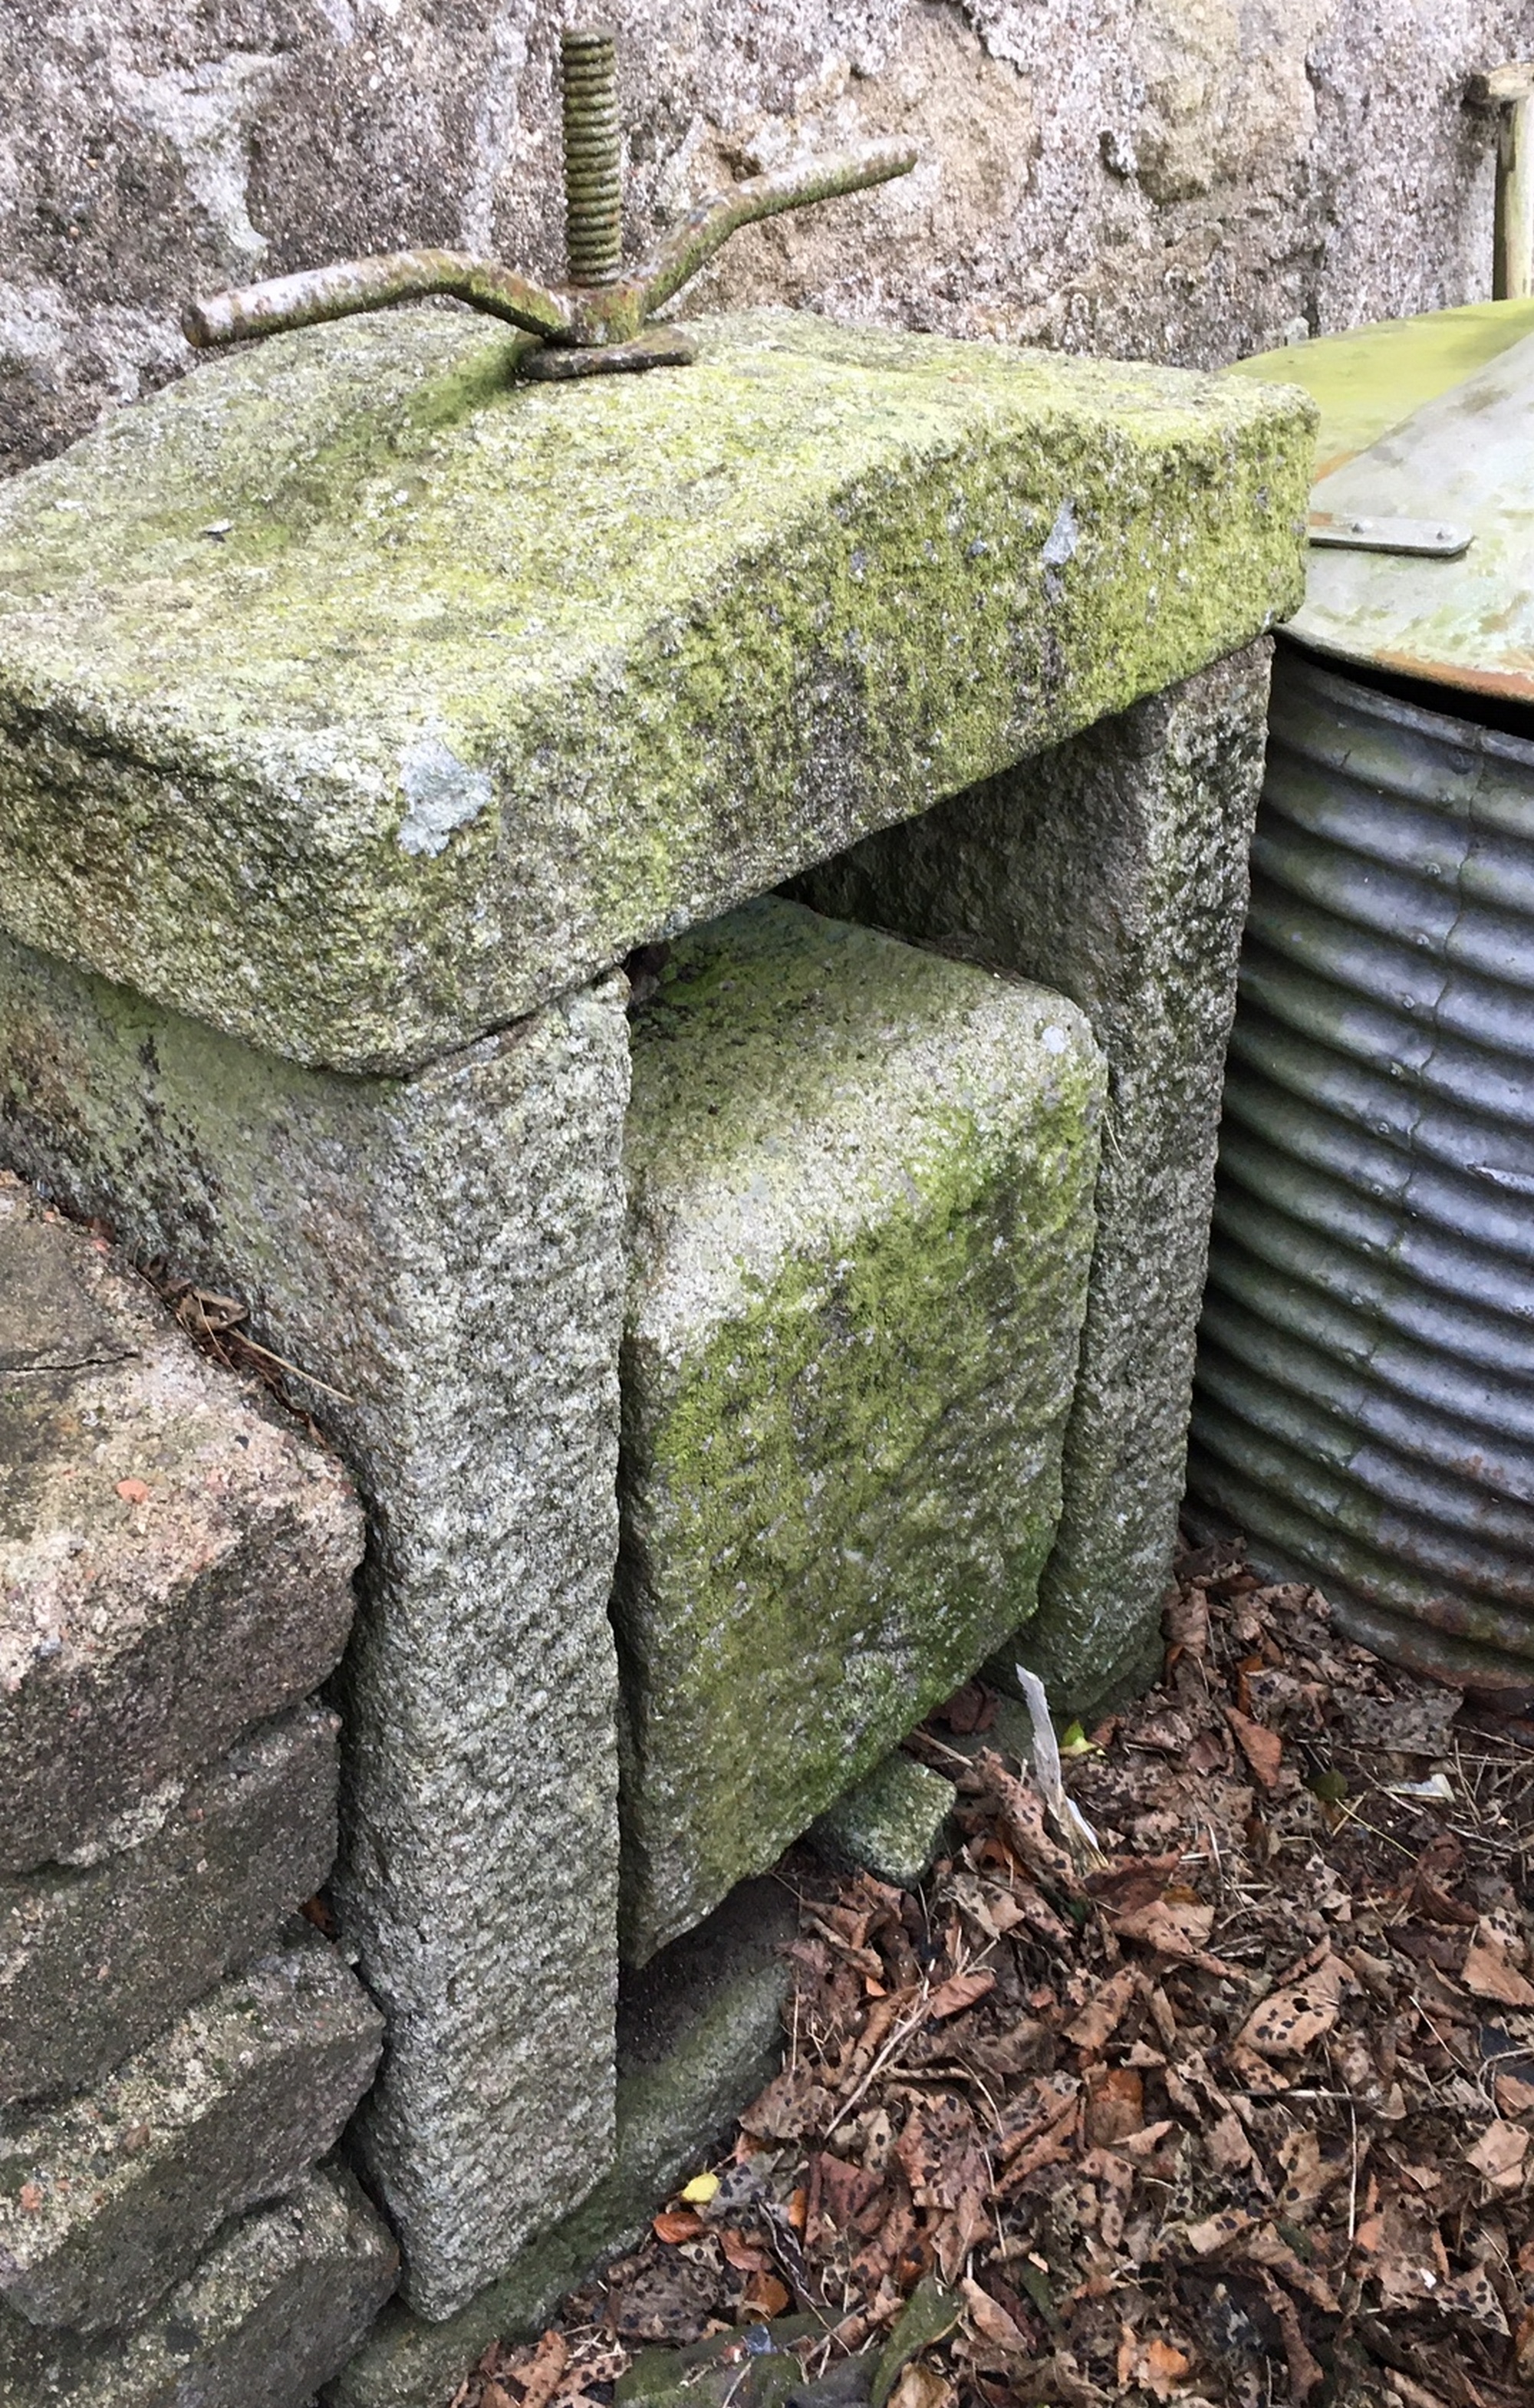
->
[[183, 25, 917, 378], [1307, 509, 1473, 558]]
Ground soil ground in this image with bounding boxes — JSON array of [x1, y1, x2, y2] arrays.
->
[[447, 1551, 1534, 2408]]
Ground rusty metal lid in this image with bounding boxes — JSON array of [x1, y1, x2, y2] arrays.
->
[[1291, 326, 1534, 705], [1226, 298, 1534, 475], [1226, 302, 1534, 706]]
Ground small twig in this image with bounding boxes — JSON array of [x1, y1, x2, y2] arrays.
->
[[824, 1985, 933, 2138], [227, 1332, 357, 1406], [1328, 1801, 1421, 1861]]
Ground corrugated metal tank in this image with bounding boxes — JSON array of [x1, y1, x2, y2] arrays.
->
[[1187, 301, 1534, 1695]]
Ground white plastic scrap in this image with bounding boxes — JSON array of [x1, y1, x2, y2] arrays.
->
[[1016, 1663, 1106, 1868]]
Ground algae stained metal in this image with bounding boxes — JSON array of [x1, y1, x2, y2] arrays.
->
[[1190, 646, 1534, 1693]]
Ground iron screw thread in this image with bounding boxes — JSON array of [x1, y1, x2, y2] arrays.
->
[[561, 28, 623, 287]]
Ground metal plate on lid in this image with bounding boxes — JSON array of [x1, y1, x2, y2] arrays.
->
[[1291, 327, 1534, 705]]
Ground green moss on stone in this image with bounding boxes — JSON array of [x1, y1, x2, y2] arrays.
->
[[0, 310, 1312, 1071], [811, 1751, 955, 1890], [617, 898, 1104, 1959]]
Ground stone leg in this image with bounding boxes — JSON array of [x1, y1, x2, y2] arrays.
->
[[0, 935, 631, 2321], [795, 642, 1273, 1708]]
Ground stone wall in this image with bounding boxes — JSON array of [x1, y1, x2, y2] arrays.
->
[[0, 1176, 397, 2403], [2, 0, 1528, 477]]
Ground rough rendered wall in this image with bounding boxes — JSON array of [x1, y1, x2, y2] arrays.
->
[[2, 0, 1529, 475]]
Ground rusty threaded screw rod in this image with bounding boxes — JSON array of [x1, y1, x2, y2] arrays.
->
[[561, 26, 623, 287]]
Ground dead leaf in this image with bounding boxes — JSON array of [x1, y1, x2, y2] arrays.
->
[[1118, 2118, 1176, 2160], [1183, 2210, 1255, 2254], [887, 2366, 955, 2408], [1115, 2331, 1192, 2400], [1225, 1706, 1282, 1790], [1466, 2119, 1529, 2191], [742, 2271, 792, 2317], [517, 2333, 569, 2408], [1254, 2269, 1324, 2401], [1275, 2129, 1338, 2221], [1434, 2266, 1509, 2335], [1164, 1586, 1210, 1660], [1205, 2111, 1254, 2176], [925, 1968, 996, 2021], [651, 2208, 705, 2245], [962, 2276, 1029, 2356], [718, 2227, 772, 2274], [1065, 1966, 1138, 2054], [1111, 1893, 1215, 1959], [1236, 1955, 1345, 2057], [1462, 1926, 1534, 2008], [940, 1683, 994, 1735], [1085, 2064, 1144, 2148], [739, 2067, 834, 2140]]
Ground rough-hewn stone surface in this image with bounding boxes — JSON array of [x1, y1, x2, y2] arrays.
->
[[0, 942, 632, 2323], [0, 2163, 397, 2406], [328, 1880, 795, 2408], [0, 1927, 382, 2333], [796, 643, 1276, 1709], [0, 309, 1309, 1073], [0, 1175, 362, 1871], [618, 897, 1104, 1959], [0, 0, 1523, 480], [811, 1751, 955, 1890], [1, 1702, 337, 2106]]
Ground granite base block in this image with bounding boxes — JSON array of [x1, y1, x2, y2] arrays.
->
[[0, 942, 632, 2320], [617, 896, 1104, 1959], [326, 1880, 795, 2408], [795, 642, 1275, 1709], [810, 1752, 956, 1891]]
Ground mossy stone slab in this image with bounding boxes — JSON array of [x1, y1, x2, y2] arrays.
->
[[0, 311, 1311, 1074], [617, 897, 1104, 1960]]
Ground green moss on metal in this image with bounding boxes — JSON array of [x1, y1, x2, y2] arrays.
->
[[0, 310, 1312, 1072], [617, 899, 1104, 1958], [1225, 298, 1534, 477]]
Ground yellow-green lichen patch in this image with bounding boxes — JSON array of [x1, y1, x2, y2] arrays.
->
[[0, 311, 1312, 1072], [1223, 298, 1534, 478], [616, 898, 1104, 1960]]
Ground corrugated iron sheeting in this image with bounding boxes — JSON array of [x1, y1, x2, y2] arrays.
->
[[1189, 643, 1534, 1693]]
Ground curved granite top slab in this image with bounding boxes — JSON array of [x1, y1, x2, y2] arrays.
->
[[0, 308, 1312, 1072]]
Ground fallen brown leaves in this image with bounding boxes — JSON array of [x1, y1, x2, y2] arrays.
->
[[451, 1552, 1534, 2408]]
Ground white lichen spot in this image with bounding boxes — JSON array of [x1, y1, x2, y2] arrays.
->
[[1041, 1024, 1071, 1054], [113, 54, 285, 275], [397, 736, 493, 857], [1042, 500, 1078, 567]]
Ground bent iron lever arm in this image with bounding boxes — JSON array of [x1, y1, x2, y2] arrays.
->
[[183, 71, 916, 373], [183, 249, 574, 349]]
